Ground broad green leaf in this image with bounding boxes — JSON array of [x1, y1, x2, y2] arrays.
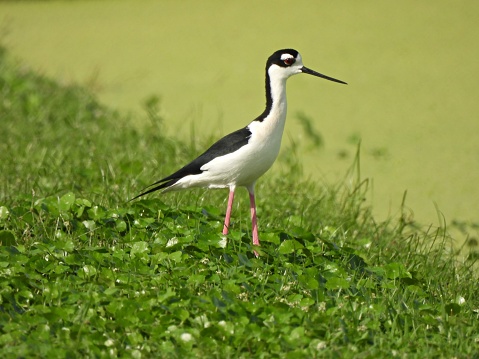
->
[[116, 220, 127, 232], [279, 239, 304, 254], [325, 277, 350, 290], [53, 265, 69, 274], [130, 241, 149, 256], [201, 205, 221, 217], [82, 220, 96, 231], [0, 230, 15, 246], [74, 198, 92, 217], [133, 217, 155, 228], [260, 232, 280, 245], [174, 308, 190, 321], [59, 192, 75, 212], [187, 274, 206, 286], [299, 274, 319, 290], [75, 198, 92, 207], [289, 326, 305, 341], [0, 206, 9, 220], [158, 288, 176, 303], [81, 265, 97, 278], [56, 240, 74, 252], [87, 206, 105, 220], [289, 227, 315, 242], [299, 297, 315, 307], [384, 262, 412, 279], [198, 233, 225, 248], [238, 253, 252, 267], [445, 303, 461, 316], [168, 251, 182, 263], [104, 287, 119, 296]]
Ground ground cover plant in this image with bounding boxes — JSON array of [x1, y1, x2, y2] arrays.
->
[[1, 45, 478, 358]]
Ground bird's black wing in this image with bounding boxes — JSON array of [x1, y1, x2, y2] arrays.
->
[[130, 127, 252, 200]]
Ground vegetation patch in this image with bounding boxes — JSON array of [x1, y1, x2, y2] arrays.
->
[[1, 46, 478, 357]]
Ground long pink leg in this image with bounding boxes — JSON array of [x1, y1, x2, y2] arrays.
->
[[248, 186, 260, 257], [222, 189, 235, 235]]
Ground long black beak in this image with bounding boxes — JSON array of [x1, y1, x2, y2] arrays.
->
[[301, 66, 347, 85]]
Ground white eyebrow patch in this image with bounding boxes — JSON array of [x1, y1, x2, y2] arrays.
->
[[280, 53, 294, 60]]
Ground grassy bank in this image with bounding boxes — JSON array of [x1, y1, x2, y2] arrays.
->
[[1, 46, 478, 358]]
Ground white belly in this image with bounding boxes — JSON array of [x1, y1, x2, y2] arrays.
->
[[203, 136, 281, 187], [168, 120, 285, 190]]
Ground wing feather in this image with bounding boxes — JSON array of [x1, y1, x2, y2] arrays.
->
[[130, 127, 252, 200]]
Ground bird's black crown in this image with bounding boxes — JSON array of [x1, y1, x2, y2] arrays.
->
[[267, 49, 299, 68]]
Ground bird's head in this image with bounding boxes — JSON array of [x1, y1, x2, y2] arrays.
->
[[267, 49, 347, 84]]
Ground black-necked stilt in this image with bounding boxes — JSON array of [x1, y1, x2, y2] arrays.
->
[[131, 49, 346, 256]]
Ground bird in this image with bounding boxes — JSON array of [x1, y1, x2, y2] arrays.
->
[[131, 49, 346, 256]]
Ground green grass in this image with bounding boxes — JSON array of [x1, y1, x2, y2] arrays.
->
[[1, 46, 478, 358]]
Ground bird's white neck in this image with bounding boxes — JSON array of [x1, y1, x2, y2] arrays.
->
[[250, 66, 290, 134], [264, 76, 288, 138]]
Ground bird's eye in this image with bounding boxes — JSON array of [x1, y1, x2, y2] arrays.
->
[[283, 57, 295, 66]]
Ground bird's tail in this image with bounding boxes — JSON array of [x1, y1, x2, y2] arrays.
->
[[128, 178, 179, 202]]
